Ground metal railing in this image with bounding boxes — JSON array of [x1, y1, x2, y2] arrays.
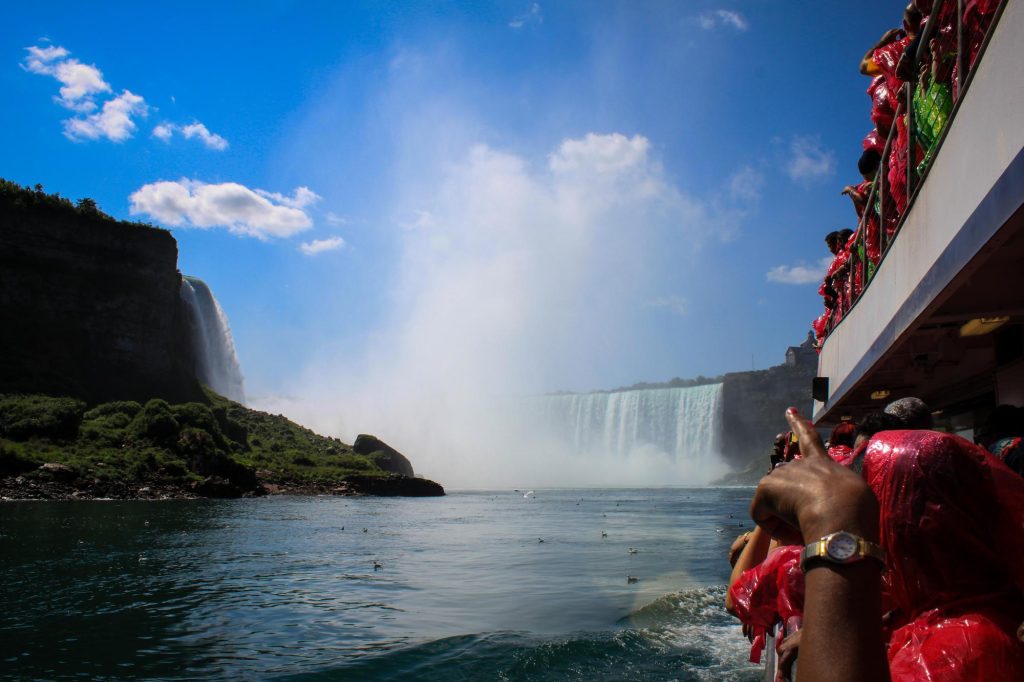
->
[[821, 0, 1006, 340]]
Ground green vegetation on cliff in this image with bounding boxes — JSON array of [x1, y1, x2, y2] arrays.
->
[[0, 389, 433, 497]]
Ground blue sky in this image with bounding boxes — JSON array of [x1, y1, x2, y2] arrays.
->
[[3, 2, 903, 475]]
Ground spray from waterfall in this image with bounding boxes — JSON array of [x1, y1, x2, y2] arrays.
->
[[180, 276, 246, 403]]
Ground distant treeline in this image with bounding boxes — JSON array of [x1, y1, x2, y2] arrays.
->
[[0, 178, 161, 233], [544, 374, 725, 396]]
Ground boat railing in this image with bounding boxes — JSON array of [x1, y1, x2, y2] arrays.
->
[[823, 0, 1008, 339]]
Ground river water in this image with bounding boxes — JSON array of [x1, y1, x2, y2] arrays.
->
[[0, 488, 761, 680]]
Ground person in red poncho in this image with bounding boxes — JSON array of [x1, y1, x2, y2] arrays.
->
[[861, 429, 1024, 680], [746, 409, 1024, 681]]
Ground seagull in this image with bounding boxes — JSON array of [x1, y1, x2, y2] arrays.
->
[[627, 575, 638, 584], [524, 491, 535, 498], [628, 548, 638, 554], [373, 561, 382, 571], [716, 528, 725, 534], [601, 531, 608, 538], [538, 538, 545, 543], [363, 528, 368, 533]]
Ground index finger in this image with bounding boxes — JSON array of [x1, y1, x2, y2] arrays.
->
[[784, 407, 827, 461]]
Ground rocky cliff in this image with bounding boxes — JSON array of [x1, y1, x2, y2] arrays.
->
[[0, 181, 202, 404], [719, 361, 816, 481]]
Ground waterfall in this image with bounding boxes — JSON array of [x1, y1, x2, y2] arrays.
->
[[532, 383, 724, 483], [180, 276, 246, 403]]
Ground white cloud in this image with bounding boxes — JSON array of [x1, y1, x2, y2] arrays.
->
[[152, 123, 174, 141], [22, 43, 220, 148], [786, 135, 836, 184], [325, 212, 348, 226], [129, 179, 319, 239], [549, 132, 650, 175], [766, 256, 833, 285], [509, 2, 542, 28], [22, 45, 111, 112], [63, 90, 147, 142], [644, 295, 689, 316], [255, 186, 320, 209], [22, 44, 68, 71], [181, 122, 229, 150], [699, 9, 749, 31], [299, 236, 346, 255], [727, 165, 764, 204], [150, 121, 229, 150]]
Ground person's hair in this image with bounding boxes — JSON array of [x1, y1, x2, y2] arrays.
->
[[884, 397, 934, 429], [829, 421, 857, 448], [977, 405, 1024, 444], [825, 230, 840, 246], [856, 411, 903, 440], [903, 3, 923, 33], [837, 228, 854, 243], [858, 149, 882, 177]]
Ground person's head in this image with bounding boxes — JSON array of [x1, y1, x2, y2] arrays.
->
[[854, 410, 903, 450], [903, 3, 923, 37], [862, 430, 1024, 616], [773, 432, 788, 457], [825, 231, 842, 254], [837, 229, 854, 247], [976, 405, 1024, 448], [884, 396, 934, 430], [829, 421, 857, 448], [858, 149, 882, 181]]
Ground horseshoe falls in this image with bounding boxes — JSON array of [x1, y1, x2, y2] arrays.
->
[[532, 383, 725, 484], [180, 275, 246, 404]]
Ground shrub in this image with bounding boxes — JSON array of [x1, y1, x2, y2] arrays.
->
[[0, 445, 39, 475], [0, 395, 86, 441], [83, 401, 142, 420], [172, 403, 227, 448], [129, 399, 180, 445]]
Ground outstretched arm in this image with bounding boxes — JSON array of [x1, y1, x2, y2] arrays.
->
[[749, 408, 889, 682]]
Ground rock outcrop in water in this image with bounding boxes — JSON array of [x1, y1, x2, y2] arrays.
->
[[353, 434, 415, 477]]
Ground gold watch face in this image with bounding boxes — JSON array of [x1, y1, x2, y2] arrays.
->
[[825, 531, 858, 561]]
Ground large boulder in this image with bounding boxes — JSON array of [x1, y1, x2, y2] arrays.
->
[[343, 474, 445, 497], [352, 434, 415, 477]]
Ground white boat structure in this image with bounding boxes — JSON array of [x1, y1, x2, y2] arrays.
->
[[813, 0, 1024, 435]]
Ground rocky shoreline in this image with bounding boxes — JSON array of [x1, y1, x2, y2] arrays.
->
[[0, 469, 445, 502]]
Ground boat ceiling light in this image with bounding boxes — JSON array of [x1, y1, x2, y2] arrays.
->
[[959, 316, 1010, 337]]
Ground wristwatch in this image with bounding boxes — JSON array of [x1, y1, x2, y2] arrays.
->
[[800, 531, 885, 572]]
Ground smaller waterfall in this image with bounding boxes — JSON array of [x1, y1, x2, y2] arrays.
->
[[180, 276, 246, 403]]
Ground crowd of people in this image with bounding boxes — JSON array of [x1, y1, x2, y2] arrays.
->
[[813, 0, 1001, 347], [725, 398, 1024, 680]]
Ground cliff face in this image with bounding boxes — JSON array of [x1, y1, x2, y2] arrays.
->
[[720, 362, 816, 473], [0, 185, 203, 403]]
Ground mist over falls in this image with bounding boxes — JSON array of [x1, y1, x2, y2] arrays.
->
[[180, 276, 246, 404]]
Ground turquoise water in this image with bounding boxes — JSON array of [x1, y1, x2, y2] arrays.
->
[[0, 488, 761, 680]]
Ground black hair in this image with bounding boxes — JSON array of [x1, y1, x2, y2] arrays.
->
[[884, 396, 934, 429], [978, 405, 1024, 443], [858, 149, 882, 177], [837, 228, 854, 242], [856, 410, 903, 440]]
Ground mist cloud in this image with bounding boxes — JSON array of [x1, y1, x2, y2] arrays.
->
[[259, 131, 747, 487]]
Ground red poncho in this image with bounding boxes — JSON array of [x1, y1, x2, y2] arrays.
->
[[862, 430, 1024, 680], [728, 545, 805, 664], [869, 76, 897, 136]]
